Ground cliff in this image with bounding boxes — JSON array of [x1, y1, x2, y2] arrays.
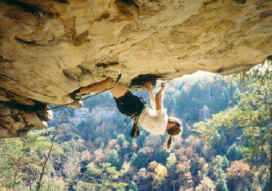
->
[[0, 0, 271, 138]]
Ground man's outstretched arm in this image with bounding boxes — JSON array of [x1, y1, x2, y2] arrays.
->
[[144, 82, 156, 109], [155, 82, 166, 110]]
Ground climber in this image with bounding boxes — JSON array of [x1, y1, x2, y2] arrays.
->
[[70, 77, 182, 150]]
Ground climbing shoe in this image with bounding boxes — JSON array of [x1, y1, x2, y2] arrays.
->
[[69, 89, 82, 101], [67, 100, 83, 109]]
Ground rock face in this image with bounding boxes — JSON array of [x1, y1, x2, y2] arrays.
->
[[0, 0, 271, 137], [0, 102, 49, 138]]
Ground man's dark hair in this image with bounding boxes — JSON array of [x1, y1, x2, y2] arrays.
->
[[166, 117, 182, 150]]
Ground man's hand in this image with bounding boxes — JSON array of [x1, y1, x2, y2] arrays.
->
[[161, 81, 167, 91], [144, 81, 153, 92], [154, 81, 167, 110]]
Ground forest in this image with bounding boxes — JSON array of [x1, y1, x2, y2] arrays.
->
[[0, 63, 271, 191]]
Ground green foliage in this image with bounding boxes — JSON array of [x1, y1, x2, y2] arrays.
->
[[212, 155, 230, 171], [107, 150, 121, 169], [81, 162, 128, 190], [87, 162, 103, 176], [127, 181, 138, 191], [131, 149, 150, 169], [0, 128, 62, 190], [209, 156, 229, 190], [153, 149, 169, 164], [216, 179, 229, 191], [226, 144, 243, 161], [117, 134, 126, 147], [166, 153, 177, 177], [195, 63, 272, 163], [2, 70, 270, 190]]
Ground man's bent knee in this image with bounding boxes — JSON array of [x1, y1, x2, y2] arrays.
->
[[111, 84, 128, 98]]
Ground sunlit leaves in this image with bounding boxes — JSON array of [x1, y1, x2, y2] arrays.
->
[[0, 128, 62, 190], [83, 162, 128, 190], [226, 160, 251, 179], [153, 163, 168, 183], [194, 65, 272, 163], [195, 176, 216, 191]]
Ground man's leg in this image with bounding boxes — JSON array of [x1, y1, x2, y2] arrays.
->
[[110, 83, 128, 98], [78, 77, 115, 95], [111, 83, 140, 138], [144, 81, 166, 110], [69, 76, 121, 108]]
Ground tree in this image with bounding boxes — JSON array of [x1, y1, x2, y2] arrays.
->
[[152, 163, 168, 188], [117, 134, 126, 147], [107, 149, 121, 169], [131, 149, 150, 169], [226, 160, 253, 191], [227, 160, 251, 179], [211, 155, 229, 171], [153, 148, 169, 164], [208, 155, 229, 191], [81, 162, 127, 191], [226, 144, 243, 161], [147, 161, 168, 189], [166, 152, 177, 177], [195, 62, 272, 165], [36, 131, 57, 191], [0, 128, 63, 190], [195, 176, 216, 191], [216, 178, 229, 191], [127, 181, 138, 191]]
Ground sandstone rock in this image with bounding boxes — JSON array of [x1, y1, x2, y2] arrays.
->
[[0, 0, 271, 137], [0, 102, 48, 138]]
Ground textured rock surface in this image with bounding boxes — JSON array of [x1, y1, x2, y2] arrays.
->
[[0, 102, 48, 138], [0, 0, 271, 137]]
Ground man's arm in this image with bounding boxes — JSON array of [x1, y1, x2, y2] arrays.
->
[[148, 89, 156, 109], [155, 82, 166, 110], [144, 82, 156, 109]]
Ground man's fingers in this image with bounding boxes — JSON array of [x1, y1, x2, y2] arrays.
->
[[161, 81, 167, 89], [144, 81, 153, 90]]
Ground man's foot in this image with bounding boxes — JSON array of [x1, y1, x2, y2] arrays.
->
[[37, 107, 54, 121], [265, 55, 272, 65], [67, 100, 83, 109], [70, 89, 82, 101], [160, 81, 167, 90]]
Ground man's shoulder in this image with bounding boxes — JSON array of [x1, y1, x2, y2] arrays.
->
[[142, 107, 167, 117]]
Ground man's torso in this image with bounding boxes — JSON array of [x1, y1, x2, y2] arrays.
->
[[138, 107, 168, 135]]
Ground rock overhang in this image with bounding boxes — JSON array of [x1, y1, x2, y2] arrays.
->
[[0, 0, 271, 137]]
